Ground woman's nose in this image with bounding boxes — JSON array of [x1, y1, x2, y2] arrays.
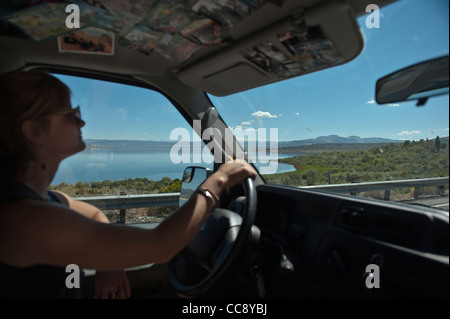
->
[[77, 118, 85, 128]]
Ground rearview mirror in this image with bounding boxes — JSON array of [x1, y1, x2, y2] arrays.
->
[[179, 166, 213, 207], [376, 55, 449, 106]]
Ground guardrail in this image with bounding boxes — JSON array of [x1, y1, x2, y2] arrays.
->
[[76, 177, 448, 223], [301, 176, 449, 200], [76, 193, 179, 224]]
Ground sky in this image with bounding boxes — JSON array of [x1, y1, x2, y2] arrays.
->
[[58, 0, 449, 143], [211, 0, 450, 142]]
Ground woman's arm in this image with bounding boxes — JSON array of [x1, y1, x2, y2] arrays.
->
[[48, 191, 131, 299], [0, 162, 257, 271], [2, 185, 216, 270]]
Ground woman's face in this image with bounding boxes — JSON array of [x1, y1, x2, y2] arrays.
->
[[43, 104, 86, 161]]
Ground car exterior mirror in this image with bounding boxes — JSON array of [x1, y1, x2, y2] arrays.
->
[[179, 166, 213, 207]]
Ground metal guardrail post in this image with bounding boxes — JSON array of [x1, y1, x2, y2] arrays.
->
[[414, 187, 420, 200], [119, 209, 126, 224], [439, 186, 445, 196]]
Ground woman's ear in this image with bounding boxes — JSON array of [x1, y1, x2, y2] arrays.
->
[[21, 120, 46, 143]]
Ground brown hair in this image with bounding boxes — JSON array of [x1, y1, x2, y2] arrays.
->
[[0, 71, 71, 181]]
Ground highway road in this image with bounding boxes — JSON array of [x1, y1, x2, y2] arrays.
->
[[404, 196, 449, 212]]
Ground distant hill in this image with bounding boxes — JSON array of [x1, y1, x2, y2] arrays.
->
[[84, 135, 448, 154], [278, 143, 399, 154], [85, 139, 176, 149], [278, 135, 402, 148], [278, 136, 448, 154], [244, 135, 402, 154]]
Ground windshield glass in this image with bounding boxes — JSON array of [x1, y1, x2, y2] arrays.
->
[[209, 0, 449, 210]]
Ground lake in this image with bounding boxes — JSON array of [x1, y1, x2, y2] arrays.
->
[[52, 148, 297, 186]]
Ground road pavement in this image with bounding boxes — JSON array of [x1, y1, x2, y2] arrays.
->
[[404, 196, 449, 212]]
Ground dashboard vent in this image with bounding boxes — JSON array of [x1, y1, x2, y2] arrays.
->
[[338, 205, 366, 229]]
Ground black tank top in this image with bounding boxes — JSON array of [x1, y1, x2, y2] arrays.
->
[[0, 182, 82, 299]]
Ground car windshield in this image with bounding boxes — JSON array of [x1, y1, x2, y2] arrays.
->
[[209, 0, 449, 210]]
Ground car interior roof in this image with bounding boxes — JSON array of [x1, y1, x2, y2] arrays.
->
[[0, 0, 397, 95]]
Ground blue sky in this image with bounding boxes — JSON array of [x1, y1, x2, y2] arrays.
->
[[59, 0, 449, 143], [57, 74, 189, 141], [211, 0, 449, 142]]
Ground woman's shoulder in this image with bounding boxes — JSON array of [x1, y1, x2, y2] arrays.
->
[[0, 196, 94, 268], [0, 181, 42, 205], [0, 198, 70, 230], [0, 182, 70, 210]]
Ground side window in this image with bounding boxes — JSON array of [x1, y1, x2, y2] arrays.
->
[[50, 74, 213, 224]]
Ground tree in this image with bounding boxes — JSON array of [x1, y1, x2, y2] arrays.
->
[[435, 136, 441, 152]]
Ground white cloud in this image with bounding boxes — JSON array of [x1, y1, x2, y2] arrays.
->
[[398, 130, 421, 136], [251, 111, 278, 118], [293, 112, 300, 116], [240, 120, 254, 126], [366, 98, 400, 106], [231, 125, 257, 133], [443, 128, 449, 131]]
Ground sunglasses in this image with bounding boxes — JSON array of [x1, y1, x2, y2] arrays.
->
[[56, 106, 82, 122]]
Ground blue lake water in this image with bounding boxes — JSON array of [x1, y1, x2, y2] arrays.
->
[[52, 148, 298, 186]]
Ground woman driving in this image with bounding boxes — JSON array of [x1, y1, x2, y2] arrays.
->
[[0, 71, 257, 299]]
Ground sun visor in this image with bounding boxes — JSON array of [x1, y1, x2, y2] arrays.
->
[[178, 1, 364, 96]]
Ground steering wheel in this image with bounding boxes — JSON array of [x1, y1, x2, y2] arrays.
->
[[167, 177, 257, 298]]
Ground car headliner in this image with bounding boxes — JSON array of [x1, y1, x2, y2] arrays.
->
[[0, 0, 396, 96]]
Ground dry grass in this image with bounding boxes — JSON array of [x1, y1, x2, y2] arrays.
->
[[360, 186, 448, 201], [104, 205, 178, 224]]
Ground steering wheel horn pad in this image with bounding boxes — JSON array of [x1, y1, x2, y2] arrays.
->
[[184, 209, 242, 267]]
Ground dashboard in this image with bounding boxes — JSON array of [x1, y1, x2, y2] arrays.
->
[[246, 184, 449, 298], [256, 191, 309, 250]]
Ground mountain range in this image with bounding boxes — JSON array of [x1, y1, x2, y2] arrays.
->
[[277, 135, 402, 148], [85, 135, 448, 152], [86, 135, 402, 146]]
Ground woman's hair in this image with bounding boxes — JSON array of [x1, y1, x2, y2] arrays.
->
[[0, 71, 71, 181]]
